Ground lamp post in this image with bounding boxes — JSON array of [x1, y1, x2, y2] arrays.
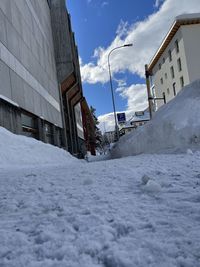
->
[[108, 43, 133, 141]]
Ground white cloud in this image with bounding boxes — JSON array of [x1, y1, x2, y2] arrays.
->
[[117, 83, 148, 112], [81, 0, 200, 131], [80, 0, 200, 83]]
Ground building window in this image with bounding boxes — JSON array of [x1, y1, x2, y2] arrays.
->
[[167, 88, 170, 95], [165, 73, 167, 79], [173, 82, 176, 96], [44, 122, 54, 144], [46, 0, 51, 8], [163, 92, 166, 104], [170, 66, 175, 79], [159, 63, 161, 70], [180, 76, 184, 88], [160, 78, 163, 85], [177, 58, 182, 71], [175, 40, 179, 53], [21, 112, 38, 139], [168, 50, 172, 62], [163, 58, 165, 64]]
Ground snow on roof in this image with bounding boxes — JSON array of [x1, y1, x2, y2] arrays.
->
[[124, 111, 150, 127], [111, 79, 200, 158]]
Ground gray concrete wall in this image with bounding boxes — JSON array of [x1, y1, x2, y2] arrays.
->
[[49, 0, 74, 83], [0, 0, 62, 127]]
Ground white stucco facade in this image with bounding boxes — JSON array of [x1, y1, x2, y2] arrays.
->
[[148, 14, 200, 110]]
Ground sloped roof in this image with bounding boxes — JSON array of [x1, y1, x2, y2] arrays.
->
[[148, 13, 200, 72]]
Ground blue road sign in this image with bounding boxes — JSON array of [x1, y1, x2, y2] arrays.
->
[[117, 112, 126, 123]]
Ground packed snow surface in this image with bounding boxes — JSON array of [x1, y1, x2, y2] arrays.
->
[[0, 127, 77, 168], [0, 126, 200, 266], [111, 80, 200, 158]]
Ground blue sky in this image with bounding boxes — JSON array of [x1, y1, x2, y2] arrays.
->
[[67, 0, 200, 131]]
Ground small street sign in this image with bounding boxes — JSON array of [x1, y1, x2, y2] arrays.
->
[[117, 112, 126, 123]]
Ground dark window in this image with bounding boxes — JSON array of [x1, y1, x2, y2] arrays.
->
[[177, 58, 182, 71], [168, 50, 172, 61], [175, 40, 179, 53], [160, 78, 163, 85], [165, 73, 167, 79], [173, 82, 176, 96], [180, 76, 184, 88], [170, 66, 175, 78], [46, 0, 51, 8], [163, 92, 166, 104], [21, 112, 38, 139], [163, 58, 165, 64], [44, 123, 54, 144], [159, 63, 161, 70]]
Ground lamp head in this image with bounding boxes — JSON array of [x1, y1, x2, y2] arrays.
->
[[124, 43, 133, 47]]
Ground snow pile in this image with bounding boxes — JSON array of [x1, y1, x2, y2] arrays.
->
[[111, 79, 200, 158], [1, 152, 200, 266], [0, 127, 77, 168]]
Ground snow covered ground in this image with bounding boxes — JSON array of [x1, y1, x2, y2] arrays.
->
[[111, 80, 200, 158], [0, 128, 200, 266], [1, 79, 200, 266], [0, 127, 77, 170]]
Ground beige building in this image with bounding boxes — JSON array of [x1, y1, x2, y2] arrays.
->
[[147, 13, 200, 110]]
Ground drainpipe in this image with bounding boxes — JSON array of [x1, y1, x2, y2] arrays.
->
[[145, 64, 153, 119]]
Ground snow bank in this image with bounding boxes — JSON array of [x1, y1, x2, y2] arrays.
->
[[111, 79, 200, 158], [0, 127, 77, 168]]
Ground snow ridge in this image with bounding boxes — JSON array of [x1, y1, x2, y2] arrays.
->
[[111, 79, 200, 158]]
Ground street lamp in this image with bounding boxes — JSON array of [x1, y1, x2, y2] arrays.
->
[[107, 43, 133, 141]]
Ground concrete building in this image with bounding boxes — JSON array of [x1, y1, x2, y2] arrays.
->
[[0, 0, 64, 146], [49, 0, 86, 157], [0, 0, 93, 157], [147, 13, 200, 110]]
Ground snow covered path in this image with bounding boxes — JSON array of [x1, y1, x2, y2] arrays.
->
[[0, 153, 200, 267]]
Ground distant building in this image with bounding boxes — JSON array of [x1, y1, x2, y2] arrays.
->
[[0, 0, 93, 157], [50, 0, 87, 156], [119, 109, 150, 137], [147, 13, 200, 110]]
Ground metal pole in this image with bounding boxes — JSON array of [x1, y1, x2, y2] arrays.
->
[[108, 44, 133, 141], [108, 53, 119, 141]]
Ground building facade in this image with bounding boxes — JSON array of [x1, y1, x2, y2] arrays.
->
[[0, 0, 64, 145], [147, 13, 200, 110], [0, 0, 94, 157], [49, 0, 87, 157]]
